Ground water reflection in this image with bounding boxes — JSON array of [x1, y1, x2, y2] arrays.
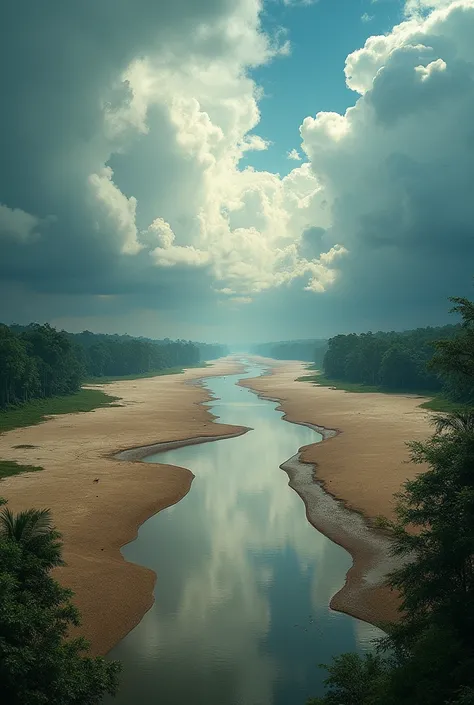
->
[[107, 363, 382, 705]]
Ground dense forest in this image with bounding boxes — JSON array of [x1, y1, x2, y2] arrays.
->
[[0, 323, 228, 410], [310, 296, 474, 705], [251, 339, 328, 366], [321, 323, 474, 399]]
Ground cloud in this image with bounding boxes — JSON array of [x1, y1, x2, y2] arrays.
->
[[296, 0, 474, 331], [282, 0, 317, 5], [287, 148, 302, 160], [89, 167, 141, 255], [361, 12, 374, 22], [2, 0, 474, 341], [0, 204, 44, 243]]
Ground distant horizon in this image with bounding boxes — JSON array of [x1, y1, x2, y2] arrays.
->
[[3, 316, 462, 349]]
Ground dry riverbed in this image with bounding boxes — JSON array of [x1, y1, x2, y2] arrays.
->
[[0, 359, 245, 655], [0, 355, 433, 652], [241, 358, 433, 626]]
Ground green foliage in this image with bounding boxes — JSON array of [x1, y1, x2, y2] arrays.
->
[[250, 339, 328, 364], [0, 504, 120, 704], [308, 300, 474, 704], [297, 370, 382, 393], [0, 460, 43, 480], [297, 370, 460, 410], [0, 388, 119, 434], [448, 687, 474, 705], [68, 330, 226, 378], [322, 326, 459, 394], [419, 396, 469, 413], [306, 653, 388, 705], [430, 297, 474, 403], [0, 323, 228, 417], [308, 417, 474, 704]]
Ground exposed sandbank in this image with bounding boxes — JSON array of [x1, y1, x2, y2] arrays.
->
[[241, 359, 433, 626], [0, 359, 245, 655]]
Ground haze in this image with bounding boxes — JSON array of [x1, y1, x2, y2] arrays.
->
[[1, 0, 472, 343]]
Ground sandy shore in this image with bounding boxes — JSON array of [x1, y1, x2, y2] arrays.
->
[[0, 359, 245, 655], [241, 359, 434, 626], [0, 355, 435, 651]]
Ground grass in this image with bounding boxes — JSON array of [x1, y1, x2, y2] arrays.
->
[[0, 362, 213, 434], [418, 397, 469, 413], [0, 460, 43, 480], [85, 361, 211, 384], [0, 389, 120, 434], [296, 365, 464, 413]]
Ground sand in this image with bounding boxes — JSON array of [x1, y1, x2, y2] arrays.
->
[[0, 355, 435, 653], [0, 359, 245, 655], [241, 358, 434, 626]]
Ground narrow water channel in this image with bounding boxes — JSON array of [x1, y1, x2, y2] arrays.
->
[[107, 361, 382, 705]]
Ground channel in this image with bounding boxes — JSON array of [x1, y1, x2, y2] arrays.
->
[[107, 361, 382, 705]]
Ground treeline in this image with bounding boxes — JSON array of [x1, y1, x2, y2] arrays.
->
[[0, 323, 228, 410], [323, 324, 465, 395], [196, 342, 228, 360], [251, 339, 328, 366], [71, 330, 201, 378], [309, 297, 474, 705]]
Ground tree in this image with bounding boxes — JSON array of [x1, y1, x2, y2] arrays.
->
[[430, 296, 474, 403], [309, 294, 474, 705], [0, 507, 63, 570], [307, 652, 388, 705], [321, 322, 459, 393], [307, 410, 474, 705], [0, 504, 121, 704], [433, 410, 474, 435], [386, 416, 474, 650], [379, 346, 418, 390], [0, 326, 37, 407]]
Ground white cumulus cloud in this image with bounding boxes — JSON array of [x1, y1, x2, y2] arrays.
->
[[287, 148, 302, 160], [2, 0, 474, 336]]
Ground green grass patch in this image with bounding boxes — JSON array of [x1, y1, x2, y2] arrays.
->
[[85, 361, 211, 384], [296, 366, 461, 412], [296, 371, 381, 393], [0, 460, 43, 480], [0, 389, 120, 434], [419, 397, 469, 413]]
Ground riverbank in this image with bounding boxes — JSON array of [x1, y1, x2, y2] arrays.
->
[[241, 358, 433, 626], [0, 358, 245, 655]]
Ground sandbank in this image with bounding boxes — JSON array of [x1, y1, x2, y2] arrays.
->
[[0, 359, 245, 655], [241, 359, 434, 626]]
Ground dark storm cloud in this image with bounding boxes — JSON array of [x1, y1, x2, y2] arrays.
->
[[297, 1, 474, 339], [0, 0, 235, 322], [3, 0, 474, 341]]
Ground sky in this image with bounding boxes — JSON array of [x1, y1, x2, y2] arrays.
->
[[1, 0, 473, 344]]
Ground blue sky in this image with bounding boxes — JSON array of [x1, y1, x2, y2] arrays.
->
[[243, 0, 404, 175]]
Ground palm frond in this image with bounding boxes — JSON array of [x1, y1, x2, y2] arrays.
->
[[0, 506, 53, 542], [432, 410, 474, 435]]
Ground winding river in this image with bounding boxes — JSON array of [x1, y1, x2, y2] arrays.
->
[[107, 361, 382, 704]]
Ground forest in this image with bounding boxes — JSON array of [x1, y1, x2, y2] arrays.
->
[[251, 339, 328, 366], [309, 296, 474, 705], [0, 323, 228, 410], [321, 323, 474, 400]]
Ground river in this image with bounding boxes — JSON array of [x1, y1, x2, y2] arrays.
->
[[106, 361, 382, 704]]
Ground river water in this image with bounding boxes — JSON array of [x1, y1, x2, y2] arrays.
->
[[107, 361, 382, 705]]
